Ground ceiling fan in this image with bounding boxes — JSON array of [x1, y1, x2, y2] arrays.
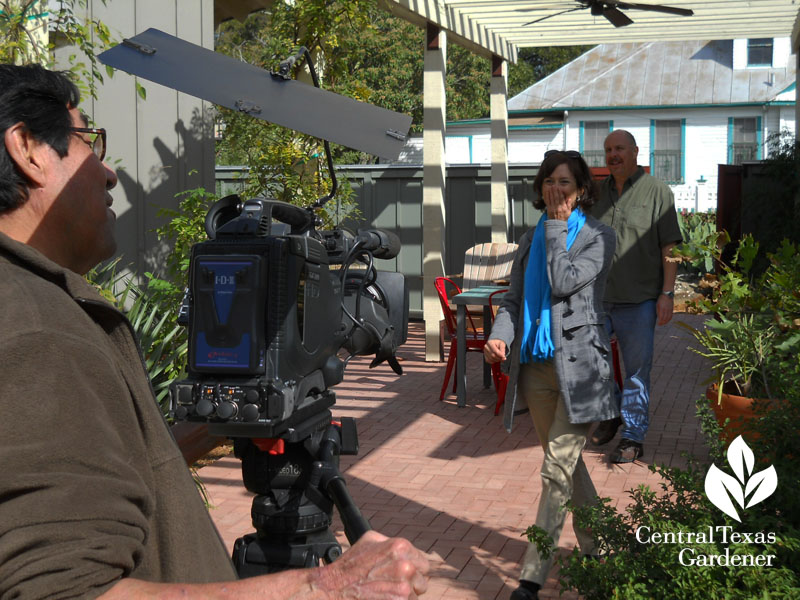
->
[[520, 1, 694, 28]]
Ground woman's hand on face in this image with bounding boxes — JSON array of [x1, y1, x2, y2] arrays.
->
[[543, 185, 573, 221], [484, 339, 507, 364]]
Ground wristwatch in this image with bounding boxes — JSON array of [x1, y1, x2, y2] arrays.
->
[[661, 290, 675, 298]]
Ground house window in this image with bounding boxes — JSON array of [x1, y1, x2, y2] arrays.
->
[[747, 39, 773, 67], [731, 118, 758, 164], [652, 120, 682, 184], [581, 121, 610, 167]]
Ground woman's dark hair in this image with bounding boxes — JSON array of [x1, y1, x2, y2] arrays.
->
[[532, 150, 597, 212], [0, 64, 81, 213]]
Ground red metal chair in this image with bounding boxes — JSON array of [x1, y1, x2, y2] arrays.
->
[[435, 277, 487, 401], [488, 289, 509, 415]]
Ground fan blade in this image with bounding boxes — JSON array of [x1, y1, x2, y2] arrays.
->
[[516, 4, 575, 13], [615, 2, 694, 17], [603, 5, 634, 27], [522, 6, 584, 27]]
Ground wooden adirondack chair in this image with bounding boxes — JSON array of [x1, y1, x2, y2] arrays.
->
[[438, 242, 518, 361], [462, 242, 518, 289]]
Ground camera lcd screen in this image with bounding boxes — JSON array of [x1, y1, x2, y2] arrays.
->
[[190, 255, 267, 373]]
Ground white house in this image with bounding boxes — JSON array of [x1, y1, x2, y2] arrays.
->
[[399, 38, 797, 213]]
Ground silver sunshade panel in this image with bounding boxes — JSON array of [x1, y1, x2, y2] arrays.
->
[[98, 28, 412, 160]]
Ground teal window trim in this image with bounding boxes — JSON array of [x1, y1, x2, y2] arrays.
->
[[728, 117, 761, 163], [747, 38, 774, 68], [579, 121, 585, 153], [445, 135, 472, 163], [680, 118, 686, 184], [651, 119, 683, 184], [510, 102, 775, 116], [756, 116, 763, 160], [507, 124, 563, 130], [727, 117, 734, 164]]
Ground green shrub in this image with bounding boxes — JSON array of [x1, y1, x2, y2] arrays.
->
[[529, 396, 800, 598], [528, 234, 800, 598], [86, 261, 186, 415], [675, 210, 717, 276], [681, 235, 800, 401]]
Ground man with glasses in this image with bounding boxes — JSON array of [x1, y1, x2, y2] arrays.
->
[[589, 129, 682, 464], [0, 63, 428, 599]]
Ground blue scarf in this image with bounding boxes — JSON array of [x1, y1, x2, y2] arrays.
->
[[520, 208, 586, 363]]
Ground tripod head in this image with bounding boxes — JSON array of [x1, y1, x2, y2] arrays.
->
[[232, 405, 370, 576]]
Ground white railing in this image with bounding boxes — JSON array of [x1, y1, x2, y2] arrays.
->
[[671, 182, 717, 213]]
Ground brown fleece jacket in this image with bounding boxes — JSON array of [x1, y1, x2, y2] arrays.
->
[[0, 233, 236, 598]]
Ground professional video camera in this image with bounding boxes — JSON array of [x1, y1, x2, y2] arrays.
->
[[169, 192, 408, 575], [99, 28, 413, 576], [170, 194, 408, 440]]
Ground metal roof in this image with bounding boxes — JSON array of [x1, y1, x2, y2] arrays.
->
[[380, 1, 800, 63], [508, 39, 798, 110]]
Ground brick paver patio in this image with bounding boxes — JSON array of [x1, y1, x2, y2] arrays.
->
[[197, 312, 710, 599]]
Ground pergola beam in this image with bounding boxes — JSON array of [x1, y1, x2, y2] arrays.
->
[[389, 1, 798, 50], [378, 0, 517, 62]]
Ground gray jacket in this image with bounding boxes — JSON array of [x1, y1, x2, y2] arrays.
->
[[490, 216, 619, 431]]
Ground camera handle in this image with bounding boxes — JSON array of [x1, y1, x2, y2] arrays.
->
[[312, 421, 371, 543], [205, 195, 316, 238]]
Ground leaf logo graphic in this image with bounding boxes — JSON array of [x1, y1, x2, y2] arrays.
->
[[705, 436, 778, 522]]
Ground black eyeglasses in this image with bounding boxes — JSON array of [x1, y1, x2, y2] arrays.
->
[[69, 127, 106, 161], [544, 150, 581, 159]]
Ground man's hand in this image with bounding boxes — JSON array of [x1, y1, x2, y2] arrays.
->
[[484, 339, 507, 364], [312, 530, 430, 599], [656, 293, 674, 326], [100, 531, 430, 599]]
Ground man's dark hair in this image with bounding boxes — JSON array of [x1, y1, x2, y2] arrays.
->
[[533, 150, 597, 212], [0, 64, 81, 212]]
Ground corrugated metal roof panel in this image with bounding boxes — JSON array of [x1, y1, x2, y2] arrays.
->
[[693, 51, 717, 105], [642, 44, 665, 105], [712, 54, 734, 103], [730, 69, 751, 102], [676, 42, 700, 105], [660, 45, 682, 105]]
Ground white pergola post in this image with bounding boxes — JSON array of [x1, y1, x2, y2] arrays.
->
[[490, 55, 510, 242], [422, 23, 447, 362], [796, 49, 800, 134]]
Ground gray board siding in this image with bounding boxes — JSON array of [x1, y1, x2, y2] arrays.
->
[[58, 0, 216, 277]]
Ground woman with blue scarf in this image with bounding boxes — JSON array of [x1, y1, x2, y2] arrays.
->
[[485, 151, 618, 600]]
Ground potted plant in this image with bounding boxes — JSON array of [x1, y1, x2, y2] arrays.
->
[[676, 233, 800, 444]]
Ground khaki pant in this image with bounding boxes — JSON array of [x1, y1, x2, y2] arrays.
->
[[518, 360, 597, 585]]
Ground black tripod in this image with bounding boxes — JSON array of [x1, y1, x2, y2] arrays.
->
[[229, 411, 371, 577]]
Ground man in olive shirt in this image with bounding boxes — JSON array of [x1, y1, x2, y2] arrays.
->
[[590, 130, 682, 463], [0, 63, 428, 599]]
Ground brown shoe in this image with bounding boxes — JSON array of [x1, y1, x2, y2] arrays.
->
[[590, 417, 621, 446], [610, 438, 644, 464]]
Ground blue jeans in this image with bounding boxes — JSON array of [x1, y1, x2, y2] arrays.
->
[[604, 300, 657, 444]]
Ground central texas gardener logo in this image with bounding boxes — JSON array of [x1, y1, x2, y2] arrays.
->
[[705, 435, 778, 522]]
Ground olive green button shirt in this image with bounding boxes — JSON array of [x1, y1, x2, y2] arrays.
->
[[593, 167, 682, 304]]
